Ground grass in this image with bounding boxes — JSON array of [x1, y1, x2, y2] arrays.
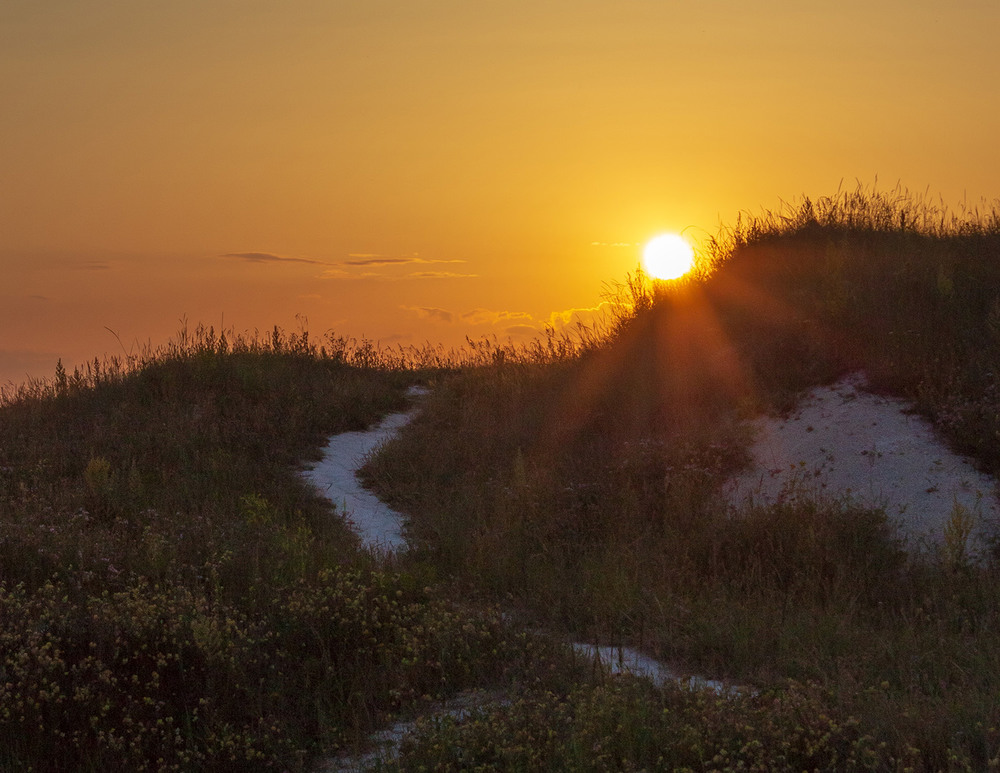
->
[[365, 183, 1000, 770], [4, 183, 1000, 769], [395, 678, 908, 771], [0, 325, 573, 770]]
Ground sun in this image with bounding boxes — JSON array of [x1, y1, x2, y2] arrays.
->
[[642, 233, 695, 280]]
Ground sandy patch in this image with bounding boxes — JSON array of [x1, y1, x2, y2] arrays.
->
[[321, 689, 509, 773], [724, 372, 999, 554], [305, 385, 741, 771], [299, 387, 426, 552], [570, 643, 732, 694]]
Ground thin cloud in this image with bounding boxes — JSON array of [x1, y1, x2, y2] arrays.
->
[[322, 269, 458, 281], [410, 271, 477, 279], [402, 306, 538, 327], [546, 302, 612, 329], [402, 305, 454, 323], [461, 308, 534, 326], [326, 255, 474, 280], [379, 331, 414, 344], [343, 256, 467, 267], [344, 257, 414, 266], [221, 252, 326, 265]]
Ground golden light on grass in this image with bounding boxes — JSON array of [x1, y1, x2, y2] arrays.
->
[[642, 233, 695, 280]]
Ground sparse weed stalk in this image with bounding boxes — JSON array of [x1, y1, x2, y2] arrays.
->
[[943, 496, 979, 569]]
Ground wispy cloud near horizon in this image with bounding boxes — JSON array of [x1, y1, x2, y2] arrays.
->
[[343, 255, 467, 267], [322, 268, 477, 281], [402, 305, 454, 323], [461, 308, 534, 326], [221, 252, 327, 265], [410, 271, 477, 279], [546, 301, 612, 330], [322, 254, 475, 280], [397, 301, 611, 341], [343, 257, 413, 266]]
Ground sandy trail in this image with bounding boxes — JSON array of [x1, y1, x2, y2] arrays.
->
[[299, 388, 425, 552], [308, 374, 1000, 770], [724, 372, 999, 554], [303, 386, 734, 771]]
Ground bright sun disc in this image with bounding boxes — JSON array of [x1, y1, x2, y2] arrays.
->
[[642, 234, 695, 280]]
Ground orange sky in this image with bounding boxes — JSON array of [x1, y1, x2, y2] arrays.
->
[[2, 1, 999, 387]]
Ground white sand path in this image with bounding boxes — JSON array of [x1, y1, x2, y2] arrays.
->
[[304, 386, 735, 772], [299, 388, 426, 552], [311, 375, 1000, 769], [724, 372, 999, 555]]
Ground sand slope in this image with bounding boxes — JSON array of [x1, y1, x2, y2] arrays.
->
[[724, 373, 999, 553]]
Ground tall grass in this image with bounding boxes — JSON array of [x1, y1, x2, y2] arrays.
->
[[0, 323, 570, 770], [365, 184, 1000, 768], [703, 184, 1000, 438], [5, 183, 1000, 768]]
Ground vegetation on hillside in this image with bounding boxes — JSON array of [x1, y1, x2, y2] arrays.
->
[[0, 327, 574, 770], [2, 185, 1000, 770], [365, 185, 1000, 770]]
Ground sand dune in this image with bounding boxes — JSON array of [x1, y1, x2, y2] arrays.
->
[[725, 372, 999, 555]]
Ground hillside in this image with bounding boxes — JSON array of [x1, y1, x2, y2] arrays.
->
[[3, 188, 1000, 770]]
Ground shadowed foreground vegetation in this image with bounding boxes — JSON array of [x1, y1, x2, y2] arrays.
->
[[0, 329, 580, 770], [3, 185, 1000, 770]]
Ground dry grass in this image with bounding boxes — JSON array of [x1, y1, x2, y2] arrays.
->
[[6, 183, 1000, 769], [367, 183, 1000, 770], [0, 324, 569, 770]]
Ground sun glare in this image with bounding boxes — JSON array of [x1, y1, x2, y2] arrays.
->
[[642, 234, 695, 280]]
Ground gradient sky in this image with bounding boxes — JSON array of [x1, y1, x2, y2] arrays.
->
[[3, 1, 999, 387]]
